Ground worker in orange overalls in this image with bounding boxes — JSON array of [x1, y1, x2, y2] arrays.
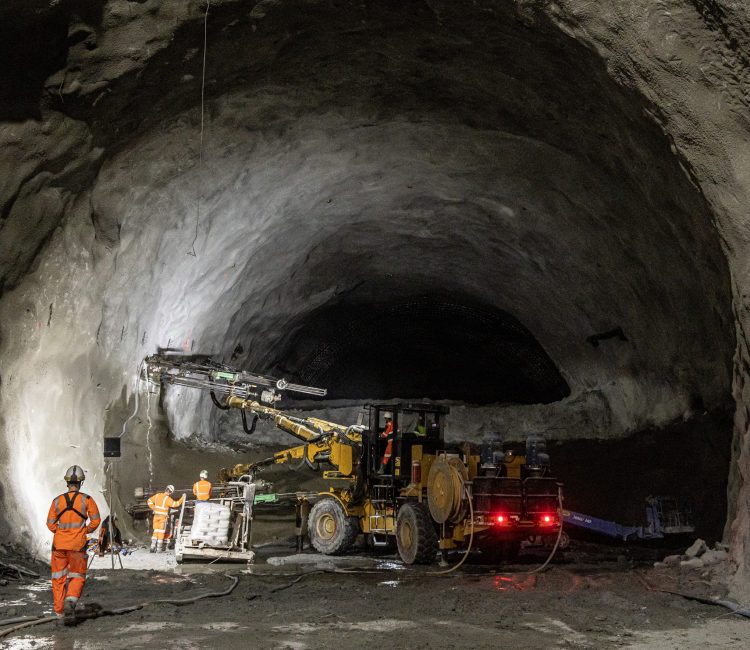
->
[[147, 484, 185, 553], [192, 470, 212, 501], [380, 411, 394, 473], [46, 465, 101, 622]]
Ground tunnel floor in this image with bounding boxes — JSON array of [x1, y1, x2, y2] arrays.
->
[[1, 544, 744, 650]]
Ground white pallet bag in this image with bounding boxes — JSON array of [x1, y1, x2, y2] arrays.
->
[[189, 501, 231, 544]]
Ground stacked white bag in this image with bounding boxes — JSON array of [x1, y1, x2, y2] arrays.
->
[[189, 501, 231, 546]]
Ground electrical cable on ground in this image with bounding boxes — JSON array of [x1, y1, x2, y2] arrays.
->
[[0, 573, 239, 639], [640, 579, 750, 619], [188, 0, 210, 257]]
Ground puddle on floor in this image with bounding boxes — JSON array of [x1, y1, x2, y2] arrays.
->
[[374, 560, 406, 571], [273, 619, 416, 634]]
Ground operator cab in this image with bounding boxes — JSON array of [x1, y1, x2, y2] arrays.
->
[[366, 402, 449, 484]]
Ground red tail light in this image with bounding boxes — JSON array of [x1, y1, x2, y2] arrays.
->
[[539, 514, 557, 526], [495, 514, 511, 525]]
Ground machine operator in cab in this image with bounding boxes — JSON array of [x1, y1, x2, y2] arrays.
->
[[380, 411, 394, 473]]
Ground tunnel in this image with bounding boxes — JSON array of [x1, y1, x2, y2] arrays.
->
[[2, 0, 750, 637]]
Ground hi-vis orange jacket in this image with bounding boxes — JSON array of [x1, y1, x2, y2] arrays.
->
[[147, 492, 184, 517], [46, 491, 101, 551], [192, 480, 212, 501]]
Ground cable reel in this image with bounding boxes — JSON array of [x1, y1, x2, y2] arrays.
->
[[427, 455, 469, 524]]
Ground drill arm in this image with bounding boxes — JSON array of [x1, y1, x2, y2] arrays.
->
[[219, 414, 364, 483]]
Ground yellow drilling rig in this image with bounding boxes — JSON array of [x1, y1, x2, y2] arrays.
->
[[144, 353, 563, 565]]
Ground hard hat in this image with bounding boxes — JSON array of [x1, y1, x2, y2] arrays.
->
[[199, 470, 208, 480], [64, 465, 86, 483], [166, 484, 175, 493], [383, 411, 393, 419]]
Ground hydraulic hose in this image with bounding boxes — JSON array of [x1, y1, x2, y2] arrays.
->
[[523, 485, 565, 574], [0, 573, 240, 640], [241, 409, 258, 434], [210, 390, 231, 410]]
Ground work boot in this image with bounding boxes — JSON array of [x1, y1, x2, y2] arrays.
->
[[63, 597, 78, 626], [149, 541, 157, 553]]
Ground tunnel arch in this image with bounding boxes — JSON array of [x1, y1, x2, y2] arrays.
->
[[0, 0, 737, 567]]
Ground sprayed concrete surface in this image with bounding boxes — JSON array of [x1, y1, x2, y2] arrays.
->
[[1, 544, 748, 650]]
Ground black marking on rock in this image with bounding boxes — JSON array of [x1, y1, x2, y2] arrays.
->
[[587, 327, 628, 348]]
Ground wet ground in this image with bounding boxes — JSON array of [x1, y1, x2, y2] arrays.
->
[[1, 542, 748, 650]]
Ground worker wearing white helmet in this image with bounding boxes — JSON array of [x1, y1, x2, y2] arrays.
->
[[192, 470, 212, 501], [46, 465, 101, 621], [146, 484, 184, 553]]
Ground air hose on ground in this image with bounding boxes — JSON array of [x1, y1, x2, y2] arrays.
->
[[0, 573, 240, 640]]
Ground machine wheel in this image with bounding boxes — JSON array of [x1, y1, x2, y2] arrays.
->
[[308, 498, 359, 555], [396, 502, 438, 565]]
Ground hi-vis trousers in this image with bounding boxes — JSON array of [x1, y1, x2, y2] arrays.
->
[[51, 549, 87, 614]]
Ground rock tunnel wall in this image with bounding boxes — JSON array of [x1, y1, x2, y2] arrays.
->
[[0, 0, 747, 596]]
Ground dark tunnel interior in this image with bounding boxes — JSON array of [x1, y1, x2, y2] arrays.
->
[[269, 297, 571, 403]]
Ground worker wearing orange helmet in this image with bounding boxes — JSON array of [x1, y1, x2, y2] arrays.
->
[[147, 485, 185, 553], [46, 465, 101, 622], [192, 470, 212, 501]]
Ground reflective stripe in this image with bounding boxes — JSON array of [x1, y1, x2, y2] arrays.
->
[[153, 528, 166, 533], [51, 569, 69, 579], [67, 573, 85, 580], [57, 521, 86, 529], [47, 517, 57, 524], [54, 499, 60, 517], [89, 512, 101, 521], [80, 494, 87, 513]]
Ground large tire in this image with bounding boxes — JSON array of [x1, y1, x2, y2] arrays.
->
[[396, 502, 438, 565], [308, 498, 359, 555]]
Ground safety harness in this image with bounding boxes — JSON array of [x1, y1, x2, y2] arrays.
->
[[51, 492, 90, 552], [53, 492, 87, 524]]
